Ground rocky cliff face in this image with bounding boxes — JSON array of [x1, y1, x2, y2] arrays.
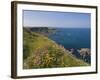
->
[[70, 48, 90, 64], [79, 48, 91, 63]]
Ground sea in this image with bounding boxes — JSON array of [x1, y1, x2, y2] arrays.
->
[[48, 28, 91, 49]]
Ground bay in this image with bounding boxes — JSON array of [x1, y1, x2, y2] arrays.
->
[[48, 28, 90, 49]]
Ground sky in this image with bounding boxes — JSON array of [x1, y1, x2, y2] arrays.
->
[[23, 10, 91, 28]]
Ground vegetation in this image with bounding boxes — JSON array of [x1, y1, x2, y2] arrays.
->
[[23, 28, 89, 69], [25, 27, 56, 36]]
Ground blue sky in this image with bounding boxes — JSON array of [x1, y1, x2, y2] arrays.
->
[[23, 10, 91, 28]]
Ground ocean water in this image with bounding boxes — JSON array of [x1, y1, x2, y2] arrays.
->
[[48, 28, 90, 49]]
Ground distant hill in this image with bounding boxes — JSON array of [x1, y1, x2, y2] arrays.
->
[[23, 27, 89, 69], [24, 27, 56, 36]]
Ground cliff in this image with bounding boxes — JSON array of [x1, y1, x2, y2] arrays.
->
[[23, 28, 89, 69]]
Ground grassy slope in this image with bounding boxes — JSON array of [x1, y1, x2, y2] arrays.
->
[[23, 28, 89, 69]]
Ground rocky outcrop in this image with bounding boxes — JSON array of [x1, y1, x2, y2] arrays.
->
[[70, 48, 90, 64]]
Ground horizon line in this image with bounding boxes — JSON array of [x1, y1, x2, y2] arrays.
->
[[23, 26, 90, 28]]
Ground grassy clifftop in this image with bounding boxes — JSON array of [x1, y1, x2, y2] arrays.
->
[[23, 28, 89, 69]]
